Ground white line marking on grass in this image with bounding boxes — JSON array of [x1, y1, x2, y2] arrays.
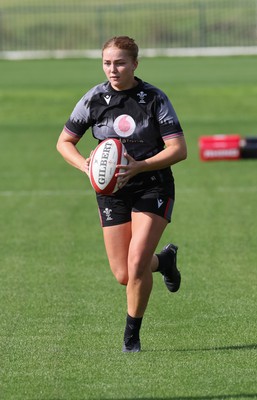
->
[[177, 187, 257, 194], [0, 190, 93, 197], [0, 186, 256, 197]]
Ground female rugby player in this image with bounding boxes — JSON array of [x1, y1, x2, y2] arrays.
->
[[57, 36, 187, 352]]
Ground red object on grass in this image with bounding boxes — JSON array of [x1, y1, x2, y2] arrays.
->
[[199, 134, 241, 161]]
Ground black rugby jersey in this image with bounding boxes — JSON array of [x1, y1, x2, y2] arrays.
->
[[64, 77, 183, 161]]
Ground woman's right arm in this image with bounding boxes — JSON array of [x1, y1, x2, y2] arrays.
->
[[56, 129, 90, 175]]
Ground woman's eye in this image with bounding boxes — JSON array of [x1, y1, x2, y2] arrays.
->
[[103, 61, 125, 67]]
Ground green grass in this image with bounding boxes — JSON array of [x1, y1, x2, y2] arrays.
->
[[0, 56, 257, 400]]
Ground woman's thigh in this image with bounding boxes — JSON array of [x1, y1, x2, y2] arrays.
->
[[128, 211, 168, 275], [102, 221, 132, 284], [102, 207, 168, 283]]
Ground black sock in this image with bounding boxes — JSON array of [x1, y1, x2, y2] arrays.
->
[[156, 251, 174, 274], [124, 314, 142, 342]]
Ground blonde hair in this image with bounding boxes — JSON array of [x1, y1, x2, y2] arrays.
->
[[102, 36, 139, 61]]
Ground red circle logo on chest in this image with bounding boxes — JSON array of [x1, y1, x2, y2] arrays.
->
[[113, 114, 136, 137]]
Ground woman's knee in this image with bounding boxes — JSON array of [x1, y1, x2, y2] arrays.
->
[[116, 272, 128, 286], [109, 263, 128, 285], [128, 253, 151, 279]]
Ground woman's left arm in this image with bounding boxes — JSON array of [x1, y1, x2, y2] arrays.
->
[[140, 135, 187, 170], [116, 136, 187, 186]]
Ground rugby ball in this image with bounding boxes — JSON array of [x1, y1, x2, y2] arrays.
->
[[89, 138, 128, 194]]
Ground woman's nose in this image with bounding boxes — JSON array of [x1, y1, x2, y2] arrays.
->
[[111, 64, 117, 72]]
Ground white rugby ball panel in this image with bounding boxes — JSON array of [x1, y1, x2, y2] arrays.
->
[[89, 138, 127, 195]]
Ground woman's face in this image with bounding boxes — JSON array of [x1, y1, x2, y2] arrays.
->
[[102, 46, 138, 91]]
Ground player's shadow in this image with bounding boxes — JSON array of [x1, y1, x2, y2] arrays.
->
[[102, 394, 257, 400], [175, 343, 257, 352], [104, 345, 257, 400], [146, 343, 257, 354], [115, 393, 257, 400]]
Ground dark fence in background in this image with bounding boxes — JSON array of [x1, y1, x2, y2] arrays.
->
[[0, 0, 257, 57]]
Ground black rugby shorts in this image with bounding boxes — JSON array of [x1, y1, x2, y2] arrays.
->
[[96, 182, 175, 227]]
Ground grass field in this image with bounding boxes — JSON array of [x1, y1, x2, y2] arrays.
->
[[0, 56, 257, 400]]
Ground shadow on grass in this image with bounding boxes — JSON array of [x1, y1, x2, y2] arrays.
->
[[111, 345, 257, 400], [145, 343, 257, 354], [175, 343, 257, 353], [100, 394, 257, 400]]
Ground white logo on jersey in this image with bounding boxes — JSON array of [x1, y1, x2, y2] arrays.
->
[[103, 95, 112, 105], [137, 91, 147, 104], [113, 114, 136, 138]]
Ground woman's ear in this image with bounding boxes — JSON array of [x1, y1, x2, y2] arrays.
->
[[133, 61, 138, 71]]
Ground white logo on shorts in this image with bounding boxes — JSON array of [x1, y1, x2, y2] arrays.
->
[[103, 208, 113, 221], [157, 199, 164, 208]]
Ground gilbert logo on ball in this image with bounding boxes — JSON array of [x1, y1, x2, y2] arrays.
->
[[89, 138, 128, 195], [113, 114, 136, 137]]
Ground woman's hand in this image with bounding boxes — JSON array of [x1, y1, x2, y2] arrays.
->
[[115, 153, 143, 189], [115, 136, 187, 189], [84, 151, 93, 177]]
